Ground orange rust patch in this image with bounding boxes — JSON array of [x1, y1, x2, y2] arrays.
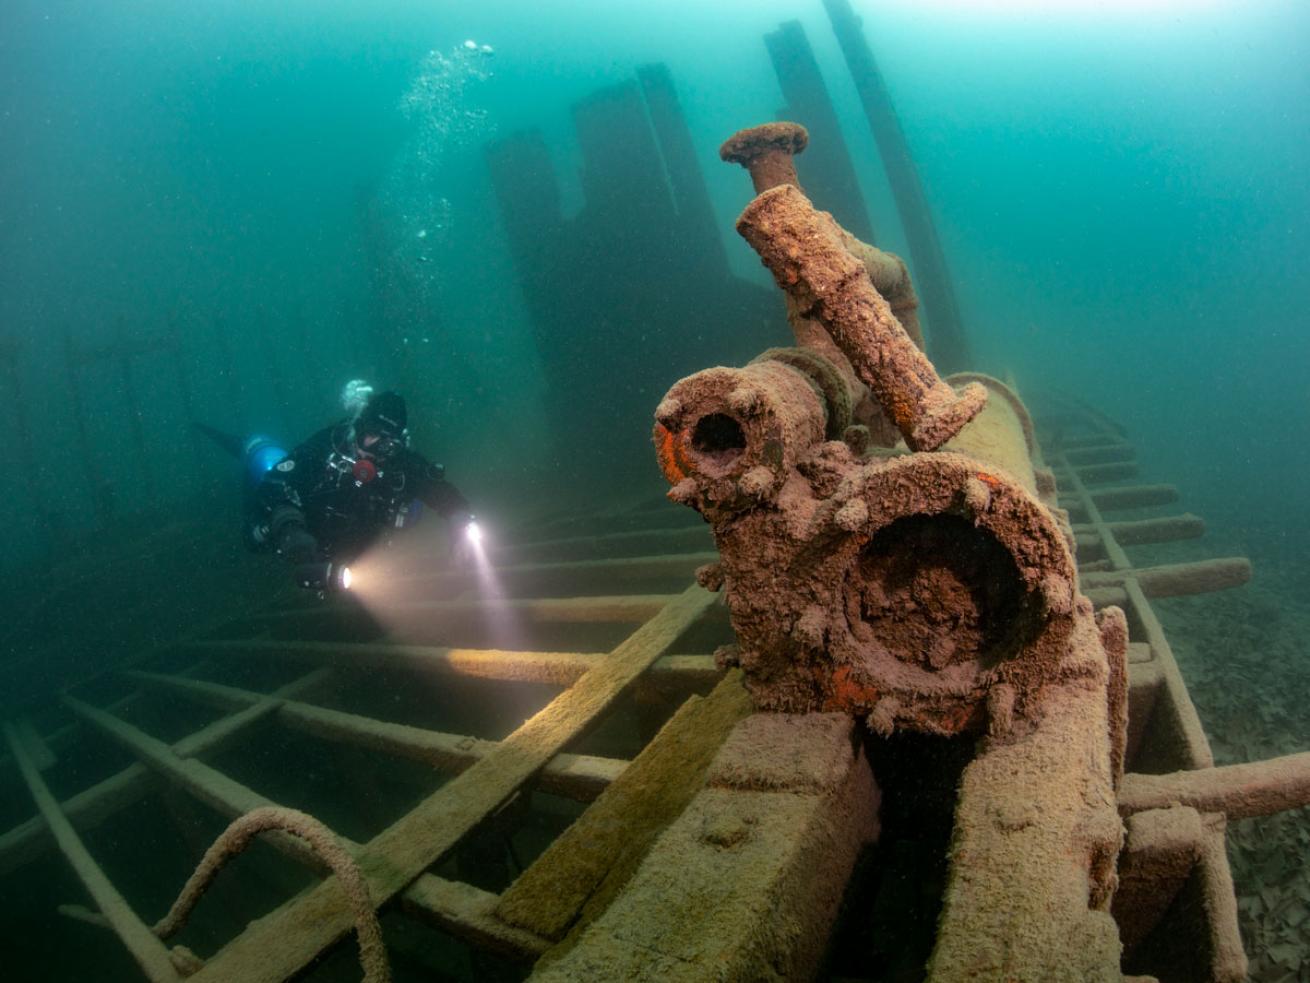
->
[[821, 664, 880, 712], [889, 394, 916, 432], [654, 423, 692, 485]]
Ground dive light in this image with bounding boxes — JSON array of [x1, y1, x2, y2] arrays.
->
[[294, 561, 353, 593]]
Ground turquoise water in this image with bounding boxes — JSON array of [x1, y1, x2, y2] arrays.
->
[[2, 0, 1308, 979], [4, 0, 1305, 564]]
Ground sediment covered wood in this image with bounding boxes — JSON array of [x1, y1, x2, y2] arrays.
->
[[184, 585, 717, 983], [532, 712, 878, 981], [1118, 752, 1310, 820], [495, 670, 754, 944], [3, 722, 182, 983]]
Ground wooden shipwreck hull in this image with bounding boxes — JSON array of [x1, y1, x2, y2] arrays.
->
[[0, 415, 1295, 982], [5, 120, 1306, 983]]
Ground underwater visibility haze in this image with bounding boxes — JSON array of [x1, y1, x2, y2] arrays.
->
[[1, 0, 1308, 980]]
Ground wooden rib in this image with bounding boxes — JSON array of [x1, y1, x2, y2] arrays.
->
[[256, 593, 692, 627], [401, 877, 549, 962], [1062, 444, 1136, 466], [1059, 457, 1213, 771], [1195, 816, 1249, 983], [59, 693, 550, 961], [0, 669, 333, 879], [1118, 752, 1310, 820], [63, 695, 329, 871], [3, 722, 182, 983], [127, 670, 627, 802], [14, 718, 57, 770], [186, 639, 720, 691], [1081, 558, 1251, 599], [1073, 514, 1205, 557], [394, 551, 719, 594], [1060, 484, 1180, 516], [185, 584, 717, 982], [507, 521, 710, 555], [1060, 460, 1138, 484], [497, 534, 712, 566]]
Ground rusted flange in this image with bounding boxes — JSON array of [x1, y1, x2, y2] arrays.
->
[[750, 347, 854, 440], [719, 122, 809, 194], [654, 360, 827, 512], [720, 452, 1077, 736]]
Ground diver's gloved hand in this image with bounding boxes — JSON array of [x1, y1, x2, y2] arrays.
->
[[277, 526, 319, 567], [269, 506, 319, 565]]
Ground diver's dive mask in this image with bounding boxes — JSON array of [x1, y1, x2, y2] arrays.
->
[[358, 428, 407, 461]]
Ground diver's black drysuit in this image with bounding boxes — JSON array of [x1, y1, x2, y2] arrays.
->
[[246, 422, 471, 566]]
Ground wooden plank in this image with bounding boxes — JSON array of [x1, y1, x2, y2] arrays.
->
[[57, 692, 552, 961], [1119, 752, 1310, 820], [186, 584, 717, 982], [15, 718, 57, 770], [0, 670, 332, 879], [1058, 483, 1179, 515], [188, 639, 721, 691], [1082, 559, 1251, 599], [128, 671, 627, 802], [3, 723, 182, 983], [401, 877, 549, 962], [495, 671, 753, 941], [394, 549, 718, 594], [255, 593, 689, 628]]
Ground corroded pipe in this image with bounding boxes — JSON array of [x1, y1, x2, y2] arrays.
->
[[720, 122, 925, 353], [941, 373, 1038, 495], [719, 122, 809, 195], [653, 348, 851, 513], [736, 184, 985, 452]]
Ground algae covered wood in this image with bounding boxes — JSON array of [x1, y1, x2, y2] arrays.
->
[[3, 722, 183, 983], [532, 712, 878, 981], [495, 669, 755, 946], [183, 584, 717, 983]]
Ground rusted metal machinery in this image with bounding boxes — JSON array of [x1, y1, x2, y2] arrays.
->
[[638, 121, 1310, 982]]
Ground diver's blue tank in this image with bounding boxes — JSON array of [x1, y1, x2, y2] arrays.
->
[[243, 435, 289, 487]]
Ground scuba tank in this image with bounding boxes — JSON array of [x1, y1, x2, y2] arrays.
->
[[194, 423, 289, 488], [242, 435, 290, 488]]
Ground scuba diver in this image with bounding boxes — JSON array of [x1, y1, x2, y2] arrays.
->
[[200, 381, 476, 593]]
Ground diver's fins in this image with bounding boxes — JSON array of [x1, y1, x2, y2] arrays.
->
[[194, 422, 246, 459]]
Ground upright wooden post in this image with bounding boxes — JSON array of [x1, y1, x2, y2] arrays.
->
[[764, 20, 877, 244], [636, 63, 731, 282], [822, 0, 972, 372]]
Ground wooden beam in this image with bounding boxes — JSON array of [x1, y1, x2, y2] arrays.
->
[[3, 723, 182, 983], [60, 692, 552, 962], [255, 593, 702, 628], [1119, 752, 1310, 820], [0, 670, 332, 879], [128, 671, 628, 802], [185, 585, 717, 982], [187, 639, 720, 693]]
